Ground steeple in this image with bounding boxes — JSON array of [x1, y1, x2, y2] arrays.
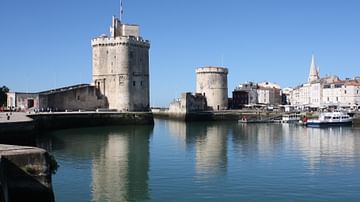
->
[[308, 54, 320, 83]]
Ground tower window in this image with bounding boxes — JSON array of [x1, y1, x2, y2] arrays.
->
[[133, 81, 136, 86], [140, 81, 143, 86], [130, 51, 134, 58]]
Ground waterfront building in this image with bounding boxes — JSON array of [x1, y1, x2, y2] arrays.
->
[[232, 81, 281, 108], [281, 87, 293, 105], [289, 55, 360, 110], [257, 82, 281, 105], [322, 80, 360, 108], [196, 66, 228, 111], [232, 82, 258, 108], [92, 16, 150, 112]]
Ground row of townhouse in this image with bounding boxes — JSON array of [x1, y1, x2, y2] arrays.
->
[[290, 77, 360, 109], [289, 55, 360, 110]]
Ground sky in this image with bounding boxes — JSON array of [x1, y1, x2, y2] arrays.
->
[[1, 0, 359, 107]]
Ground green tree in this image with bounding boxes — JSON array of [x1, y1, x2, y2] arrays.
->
[[0, 85, 9, 107]]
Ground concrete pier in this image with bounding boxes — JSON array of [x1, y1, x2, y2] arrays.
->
[[152, 109, 279, 122], [29, 111, 154, 131], [0, 111, 154, 135], [0, 144, 55, 202]]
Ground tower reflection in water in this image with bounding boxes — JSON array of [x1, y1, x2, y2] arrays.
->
[[167, 121, 230, 176], [167, 120, 360, 176], [43, 125, 153, 202]]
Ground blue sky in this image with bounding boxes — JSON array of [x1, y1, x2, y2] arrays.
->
[[1, 0, 359, 107]]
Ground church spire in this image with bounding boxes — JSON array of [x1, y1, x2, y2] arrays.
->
[[308, 54, 320, 83]]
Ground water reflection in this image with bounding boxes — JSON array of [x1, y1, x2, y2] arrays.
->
[[167, 121, 230, 176], [29, 121, 360, 201], [235, 124, 360, 171], [166, 120, 360, 175], [232, 123, 284, 159], [38, 125, 153, 202], [291, 126, 360, 171]]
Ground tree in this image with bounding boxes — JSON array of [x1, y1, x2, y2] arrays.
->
[[0, 85, 9, 107]]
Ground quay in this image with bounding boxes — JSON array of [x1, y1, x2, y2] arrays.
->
[[0, 144, 55, 202], [153, 109, 283, 122], [153, 109, 360, 124], [0, 111, 154, 134]]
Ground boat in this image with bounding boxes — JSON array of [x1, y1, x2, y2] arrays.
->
[[238, 115, 279, 124], [281, 113, 301, 123], [305, 112, 352, 127]]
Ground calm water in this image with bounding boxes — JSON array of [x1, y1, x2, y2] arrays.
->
[[36, 119, 360, 202]]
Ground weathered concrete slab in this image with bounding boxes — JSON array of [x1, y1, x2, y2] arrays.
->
[[0, 144, 54, 202]]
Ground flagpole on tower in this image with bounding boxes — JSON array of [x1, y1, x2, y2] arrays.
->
[[120, 0, 124, 22]]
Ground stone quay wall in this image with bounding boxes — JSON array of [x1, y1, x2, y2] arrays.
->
[[0, 144, 55, 202], [28, 112, 154, 131]]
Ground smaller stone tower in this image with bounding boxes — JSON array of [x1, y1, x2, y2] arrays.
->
[[308, 54, 320, 83], [196, 66, 228, 111]]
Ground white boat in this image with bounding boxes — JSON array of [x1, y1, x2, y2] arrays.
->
[[305, 112, 352, 127], [281, 113, 301, 123]]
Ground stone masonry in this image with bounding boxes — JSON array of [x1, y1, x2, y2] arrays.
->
[[92, 16, 150, 112]]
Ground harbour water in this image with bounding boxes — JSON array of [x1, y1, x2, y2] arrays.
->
[[36, 119, 360, 201]]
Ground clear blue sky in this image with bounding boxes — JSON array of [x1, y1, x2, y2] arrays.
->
[[1, 0, 359, 107]]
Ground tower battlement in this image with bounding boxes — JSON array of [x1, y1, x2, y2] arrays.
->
[[91, 36, 150, 48], [196, 66, 228, 74]]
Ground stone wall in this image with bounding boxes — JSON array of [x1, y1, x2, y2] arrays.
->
[[40, 85, 107, 111], [28, 112, 154, 130], [168, 92, 207, 113]]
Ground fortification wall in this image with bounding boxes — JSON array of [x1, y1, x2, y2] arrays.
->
[[41, 86, 107, 111]]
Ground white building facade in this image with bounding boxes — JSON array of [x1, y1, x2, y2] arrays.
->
[[289, 55, 360, 110]]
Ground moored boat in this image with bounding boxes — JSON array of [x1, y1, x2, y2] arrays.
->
[[282, 113, 301, 123], [305, 112, 352, 127]]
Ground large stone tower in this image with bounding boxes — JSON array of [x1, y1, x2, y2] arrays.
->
[[308, 54, 320, 83], [196, 66, 228, 111], [92, 16, 150, 111]]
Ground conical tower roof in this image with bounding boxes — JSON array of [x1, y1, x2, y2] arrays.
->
[[308, 54, 319, 83]]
